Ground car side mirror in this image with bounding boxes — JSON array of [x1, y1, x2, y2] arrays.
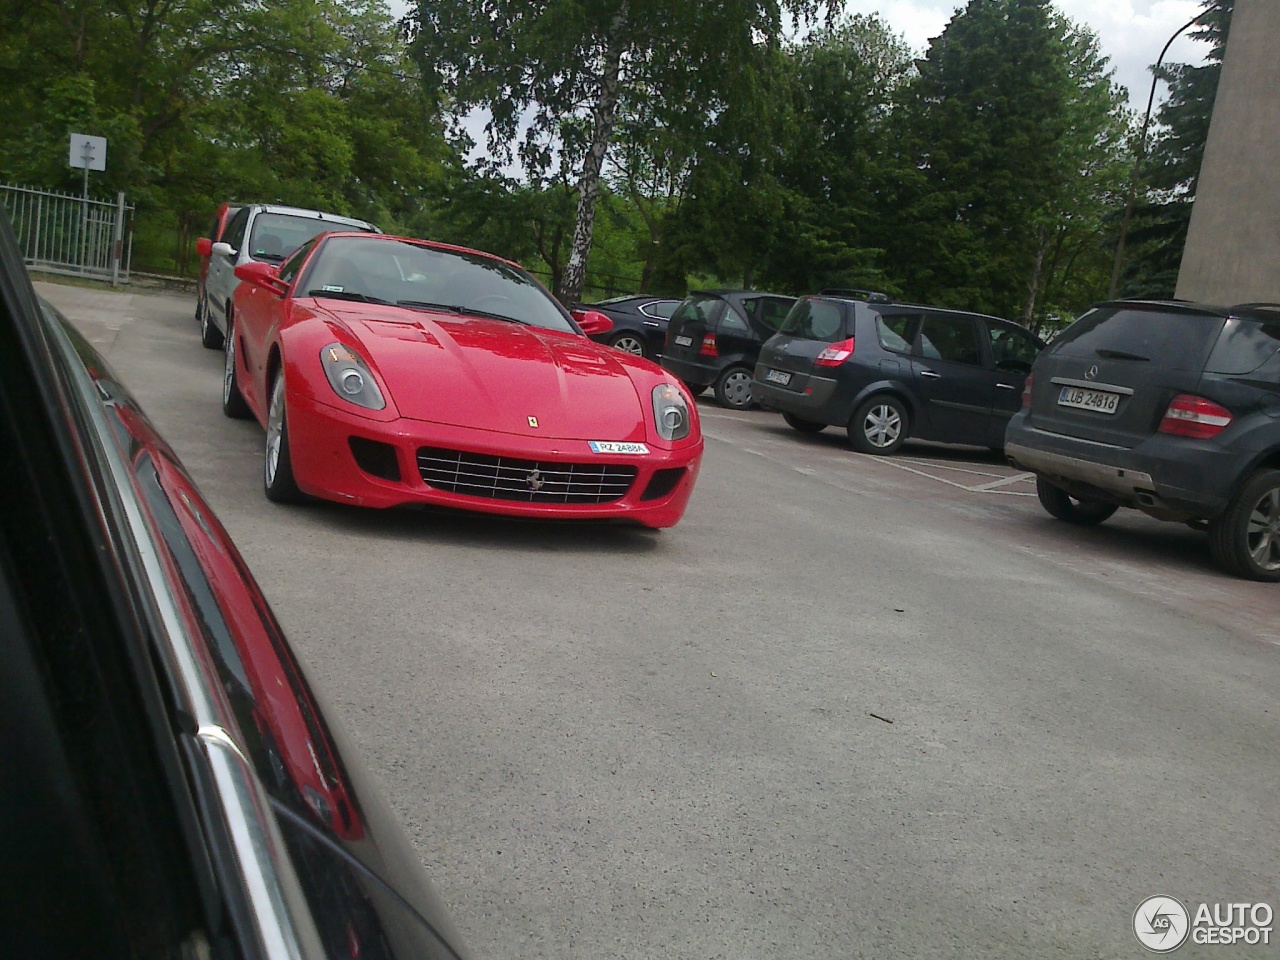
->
[[212, 241, 236, 258], [234, 261, 288, 295], [571, 309, 614, 337], [196, 237, 213, 257]]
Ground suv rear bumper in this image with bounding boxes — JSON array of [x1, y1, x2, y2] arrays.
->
[[749, 376, 839, 416], [1005, 415, 1240, 519]]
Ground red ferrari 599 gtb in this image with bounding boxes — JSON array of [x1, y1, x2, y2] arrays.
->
[[223, 233, 703, 528]]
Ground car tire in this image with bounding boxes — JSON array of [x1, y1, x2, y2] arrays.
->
[[609, 331, 649, 359], [783, 412, 825, 434], [1207, 469, 1280, 581], [1035, 476, 1118, 525], [263, 372, 304, 504], [221, 315, 252, 420], [199, 296, 223, 350], [714, 366, 754, 409], [848, 395, 908, 454]]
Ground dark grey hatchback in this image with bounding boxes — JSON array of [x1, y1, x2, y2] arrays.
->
[[660, 290, 796, 408], [751, 295, 1043, 453], [1006, 299, 1280, 581]]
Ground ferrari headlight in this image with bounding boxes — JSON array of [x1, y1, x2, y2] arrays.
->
[[652, 383, 690, 441], [321, 343, 385, 410]]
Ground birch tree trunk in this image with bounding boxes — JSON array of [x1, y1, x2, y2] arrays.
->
[[557, 3, 628, 304]]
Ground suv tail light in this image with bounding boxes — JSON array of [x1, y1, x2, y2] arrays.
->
[[699, 335, 718, 357], [1159, 394, 1233, 439], [815, 337, 855, 367], [1022, 373, 1034, 409]]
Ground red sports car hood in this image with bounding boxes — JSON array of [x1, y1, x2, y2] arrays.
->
[[326, 304, 651, 440]]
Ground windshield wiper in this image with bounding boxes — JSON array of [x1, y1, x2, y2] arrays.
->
[[396, 301, 528, 325], [307, 289, 388, 304], [1094, 348, 1150, 362]]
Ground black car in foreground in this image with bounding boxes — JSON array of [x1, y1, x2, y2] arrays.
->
[[751, 294, 1043, 453], [660, 290, 796, 408], [580, 294, 681, 359], [1006, 299, 1280, 581], [0, 212, 472, 957]]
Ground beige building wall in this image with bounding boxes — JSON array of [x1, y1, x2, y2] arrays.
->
[[1176, 0, 1280, 305]]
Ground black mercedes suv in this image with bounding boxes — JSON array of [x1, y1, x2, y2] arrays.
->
[[751, 294, 1043, 453], [1005, 299, 1280, 581]]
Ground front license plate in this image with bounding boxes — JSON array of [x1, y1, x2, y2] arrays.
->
[[764, 369, 792, 385], [673, 335, 693, 347], [1058, 386, 1120, 414], [589, 441, 650, 455]]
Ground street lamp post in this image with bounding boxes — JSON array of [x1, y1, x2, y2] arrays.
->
[[1108, 10, 1209, 299]]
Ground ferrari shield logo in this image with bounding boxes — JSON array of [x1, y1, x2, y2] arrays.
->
[[528, 416, 539, 428]]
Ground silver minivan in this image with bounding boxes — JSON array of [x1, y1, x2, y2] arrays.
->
[[199, 203, 378, 348]]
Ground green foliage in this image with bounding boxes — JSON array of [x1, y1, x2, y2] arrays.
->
[[1119, 0, 1232, 298], [0, 0, 455, 274], [882, 0, 1129, 325]]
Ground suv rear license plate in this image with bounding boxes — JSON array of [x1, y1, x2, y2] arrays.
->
[[1058, 386, 1119, 414], [673, 335, 693, 346], [765, 369, 792, 385]]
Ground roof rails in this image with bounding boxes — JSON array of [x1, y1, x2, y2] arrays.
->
[[1231, 302, 1280, 312], [818, 288, 892, 303]]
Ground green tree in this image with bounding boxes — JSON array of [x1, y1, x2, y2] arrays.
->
[[1118, 0, 1233, 298], [408, 0, 829, 304]]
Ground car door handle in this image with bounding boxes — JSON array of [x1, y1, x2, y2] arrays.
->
[[996, 383, 1016, 390], [919, 369, 941, 379], [643, 320, 660, 327]]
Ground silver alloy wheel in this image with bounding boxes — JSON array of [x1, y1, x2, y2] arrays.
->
[[265, 375, 285, 487], [611, 334, 646, 356], [1246, 485, 1280, 571], [721, 370, 753, 407], [222, 324, 236, 404], [862, 403, 903, 448]]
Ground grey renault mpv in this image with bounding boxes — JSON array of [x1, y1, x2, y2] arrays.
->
[[751, 294, 1043, 454]]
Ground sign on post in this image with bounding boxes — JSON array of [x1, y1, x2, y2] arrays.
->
[[68, 134, 107, 171]]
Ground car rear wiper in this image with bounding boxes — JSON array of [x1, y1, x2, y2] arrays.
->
[[396, 301, 528, 325], [307, 289, 388, 304], [1094, 348, 1150, 362]]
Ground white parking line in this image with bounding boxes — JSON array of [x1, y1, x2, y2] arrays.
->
[[971, 472, 1036, 491]]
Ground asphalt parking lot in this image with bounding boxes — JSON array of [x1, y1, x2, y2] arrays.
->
[[39, 279, 1280, 959]]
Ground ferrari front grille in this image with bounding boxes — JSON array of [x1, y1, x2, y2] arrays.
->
[[416, 447, 637, 504]]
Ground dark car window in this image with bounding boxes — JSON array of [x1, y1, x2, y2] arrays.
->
[[780, 298, 848, 342], [919, 315, 983, 365], [222, 207, 250, 251], [719, 301, 750, 333], [875, 312, 923, 354], [1205, 318, 1280, 375], [1051, 306, 1224, 370], [248, 213, 372, 264], [989, 324, 1042, 373], [641, 300, 677, 320], [303, 236, 576, 333], [277, 238, 317, 286], [750, 296, 794, 332], [671, 295, 725, 327]]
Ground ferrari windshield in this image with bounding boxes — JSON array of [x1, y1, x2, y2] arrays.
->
[[301, 236, 575, 333]]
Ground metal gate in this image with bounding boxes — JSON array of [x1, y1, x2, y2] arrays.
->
[[0, 183, 134, 285]]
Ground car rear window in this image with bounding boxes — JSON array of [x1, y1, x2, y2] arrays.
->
[[779, 299, 847, 342], [1205, 318, 1280, 375], [671, 295, 725, 328], [1051, 306, 1224, 370]]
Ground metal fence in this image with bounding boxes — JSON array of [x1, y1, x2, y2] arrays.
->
[[0, 182, 134, 285]]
